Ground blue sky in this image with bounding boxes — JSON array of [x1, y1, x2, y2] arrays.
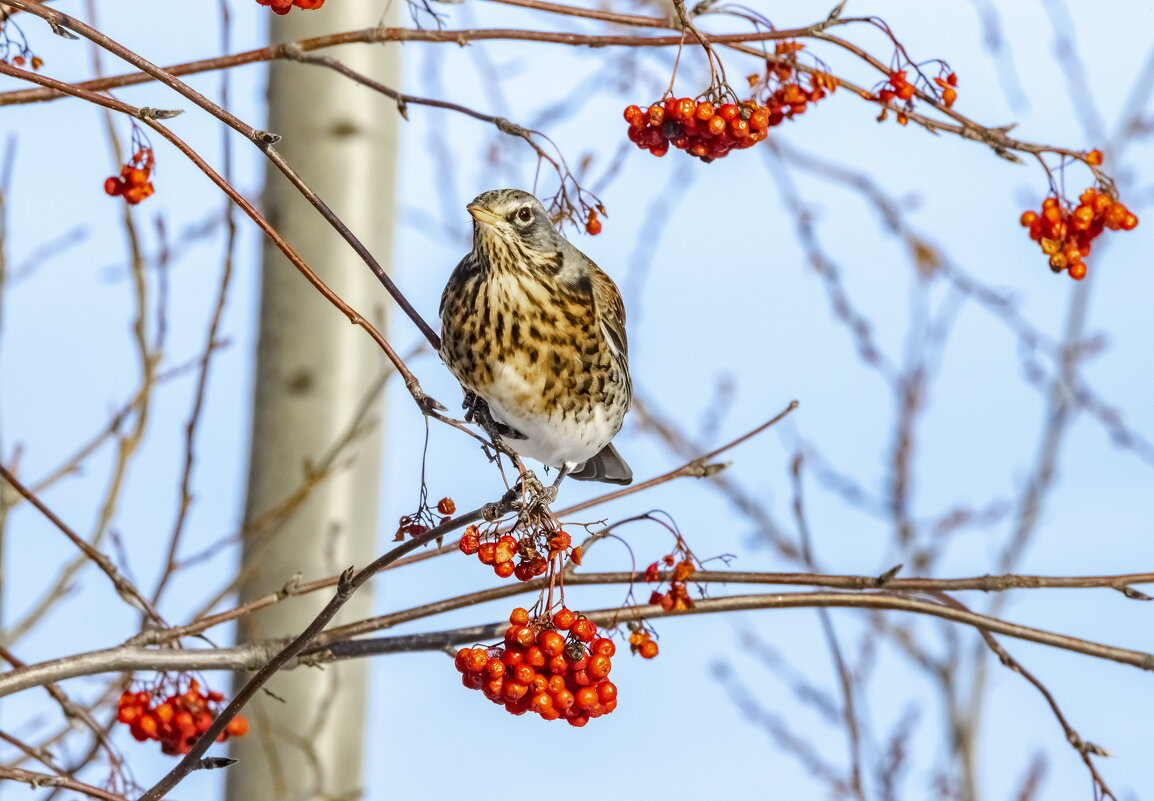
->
[[2, 1, 1153, 799]]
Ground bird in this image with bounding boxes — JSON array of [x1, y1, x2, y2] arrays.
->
[[438, 188, 633, 485]]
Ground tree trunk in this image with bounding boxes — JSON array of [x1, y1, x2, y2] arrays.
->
[[226, 5, 400, 800]]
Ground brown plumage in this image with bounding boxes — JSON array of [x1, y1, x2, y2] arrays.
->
[[439, 189, 632, 484]]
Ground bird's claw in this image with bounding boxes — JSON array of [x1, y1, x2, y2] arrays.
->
[[465, 393, 526, 443], [515, 471, 557, 519]]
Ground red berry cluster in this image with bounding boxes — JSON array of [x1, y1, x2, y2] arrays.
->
[[628, 628, 659, 659], [1020, 187, 1139, 280], [623, 81, 828, 163], [459, 525, 579, 581], [455, 607, 618, 726], [643, 553, 696, 611], [255, 0, 324, 13], [623, 99, 766, 161], [394, 496, 454, 541], [622, 42, 832, 162], [104, 148, 155, 206], [116, 679, 248, 755], [872, 69, 958, 124]]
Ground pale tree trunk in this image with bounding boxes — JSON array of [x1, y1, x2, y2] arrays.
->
[[226, 4, 400, 800]]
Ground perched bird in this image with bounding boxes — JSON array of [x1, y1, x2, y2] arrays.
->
[[439, 189, 632, 485]]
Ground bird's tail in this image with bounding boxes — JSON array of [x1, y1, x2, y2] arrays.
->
[[569, 442, 632, 485]]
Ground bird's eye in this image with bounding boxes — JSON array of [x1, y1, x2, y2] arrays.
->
[[517, 207, 533, 224]]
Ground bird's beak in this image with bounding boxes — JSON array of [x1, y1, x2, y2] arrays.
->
[[467, 204, 503, 227]]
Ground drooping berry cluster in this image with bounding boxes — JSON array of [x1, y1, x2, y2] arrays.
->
[[104, 147, 155, 206], [455, 607, 618, 726], [644, 553, 696, 611], [116, 679, 248, 756], [1020, 186, 1138, 280], [628, 627, 659, 659], [0, 16, 43, 70], [623, 98, 766, 161], [459, 524, 580, 581], [870, 68, 958, 125], [3, 53, 42, 69], [255, 0, 324, 14], [394, 496, 454, 541], [622, 42, 832, 162]]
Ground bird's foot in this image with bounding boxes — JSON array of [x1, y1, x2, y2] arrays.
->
[[464, 393, 526, 448], [515, 470, 557, 518]]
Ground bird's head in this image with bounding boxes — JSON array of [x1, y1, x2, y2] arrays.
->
[[467, 189, 566, 258]]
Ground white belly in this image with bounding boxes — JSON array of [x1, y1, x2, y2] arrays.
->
[[483, 362, 617, 469]]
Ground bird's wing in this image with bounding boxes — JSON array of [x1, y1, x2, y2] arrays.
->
[[591, 263, 628, 360], [439, 252, 479, 322]]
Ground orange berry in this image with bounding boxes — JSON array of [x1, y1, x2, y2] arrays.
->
[[729, 118, 750, 138], [458, 532, 480, 555], [707, 116, 726, 136], [524, 645, 545, 668], [225, 716, 249, 737], [1086, 149, 1103, 166], [552, 607, 576, 630], [587, 654, 612, 679], [509, 607, 530, 626], [538, 629, 566, 656], [571, 618, 597, 642], [494, 561, 515, 578], [591, 637, 616, 657], [694, 101, 715, 120], [436, 497, 455, 515], [718, 103, 739, 121], [597, 681, 618, 704], [552, 688, 575, 710], [575, 686, 599, 710], [1019, 210, 1038, 227], [530, 692, 553, 714], [477, 542, 496, 565], [639, 639, 659, 659], [503, 681, 529, 701], [466, 647, 489, 672]]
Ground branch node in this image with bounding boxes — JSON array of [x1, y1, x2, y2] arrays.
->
[[336, 566, 356, 595], [137, 106, 184, 121], [1119, 585, 1152, 601], [493, 117, 528, 137], [196, 757, 238, 771], [875, 563, 903, 585], [253, 129, 282, 147], [1083, 741, 1111, 758], [279, 573, 303, 598], [46, 19, 80, 39]]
